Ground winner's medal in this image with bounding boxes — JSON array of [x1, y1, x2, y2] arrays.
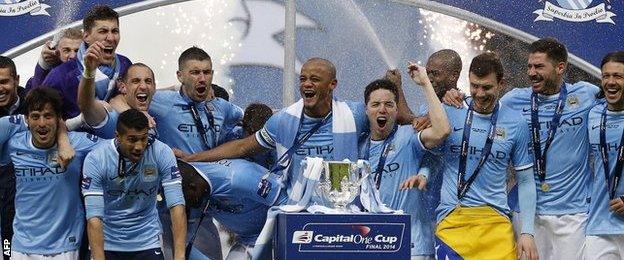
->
[[541, 182, 550, 192]]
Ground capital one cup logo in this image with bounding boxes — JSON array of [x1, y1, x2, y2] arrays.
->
[[534, 0, 617, 24], [0, 0, 51, 17]]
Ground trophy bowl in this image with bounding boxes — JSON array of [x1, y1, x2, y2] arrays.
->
[[316, 160, 370, 211]]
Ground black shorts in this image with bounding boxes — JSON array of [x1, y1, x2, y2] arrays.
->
[[104, 248, 164, 260]]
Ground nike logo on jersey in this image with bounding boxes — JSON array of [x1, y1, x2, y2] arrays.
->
[[453, 127, 463, 132]]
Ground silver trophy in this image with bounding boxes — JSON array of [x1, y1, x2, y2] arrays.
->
[[316, 160, 371, 211]]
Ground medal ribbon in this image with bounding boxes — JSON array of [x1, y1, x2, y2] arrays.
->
[[362, 125, 398, 190], [457, 102, 499, 200], [269, 110, 332, 176], [530, 84, 567, 185], [599, 106, 624, 200]]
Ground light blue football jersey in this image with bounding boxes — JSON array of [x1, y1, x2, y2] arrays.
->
[[501, 82, 600, 214], [587, 103, 624, 235], [190, 159, 284, 245], [255, 101, 368, 199], [0, 114, 28, 165], [149, 90, 243, 153], [8, 131, 102, 254], [435, 104, 533, 222], [82, 139, 184, 251], [88, 108, 119, 139], [359, 125, 433, 255]]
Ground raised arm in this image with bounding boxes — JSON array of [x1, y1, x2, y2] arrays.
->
[[385, 69, 416, 125], [56, 119, 75, 168], [77, 41, 109, 126], [181, 134, 267, 162], [408, 62, 451, 149]]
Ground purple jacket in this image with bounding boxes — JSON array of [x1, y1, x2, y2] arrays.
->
[[25, 63, 51, 92], [40, 54, 131, 119]]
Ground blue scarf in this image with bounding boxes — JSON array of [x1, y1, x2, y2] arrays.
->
[[76, 42, 121, 101]]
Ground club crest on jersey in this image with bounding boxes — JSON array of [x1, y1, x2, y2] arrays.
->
[[143, 165, 157, 182], [205, 103, 215, 112], [495, 127, 507, 140], [47, 150, 59, 168], [533, 0, 616, 24], [385, 143, 396, 155], [566, 95, 580, 109]]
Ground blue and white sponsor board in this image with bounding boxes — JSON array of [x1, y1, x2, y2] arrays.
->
[[276, 213, 410, 260]]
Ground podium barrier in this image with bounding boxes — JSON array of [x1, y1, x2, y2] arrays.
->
[[275, 213, 411, 260]]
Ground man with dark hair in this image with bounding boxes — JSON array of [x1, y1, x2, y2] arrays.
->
[[0, 56, 23, 114], [26, 28, 82, 91], [151, 46, 243, 154], [223, 103, 275, 169], [360, 63, 450, 259], [77, 57, 156, 139], [426, 49, 462, 100], [436, 53, 538, 260], [212, 84, 229, 101], [499, 37, 600, 259], [0, 87, 102, 260], [41, 5, 132, 119], [82, 109, 186, 260], [241, 103, 272, 136], [0, 55, 26, 260], [585, 51, 624, 260], [150, 46, 243, 259]]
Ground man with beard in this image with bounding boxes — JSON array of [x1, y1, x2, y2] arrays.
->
[[150, 46, 243, 259], [499, 38, 600, 259], [426, 49, 462, 101], [585, 51, 624, 260], [443, 38, 601, 259], [41, 5, 132, 119], [435, 53, 538, 260], [2, 88, 103, 260], [0, 57, 77, 259]]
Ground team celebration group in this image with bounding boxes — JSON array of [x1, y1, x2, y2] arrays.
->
[[0, 4, 622, 260]]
